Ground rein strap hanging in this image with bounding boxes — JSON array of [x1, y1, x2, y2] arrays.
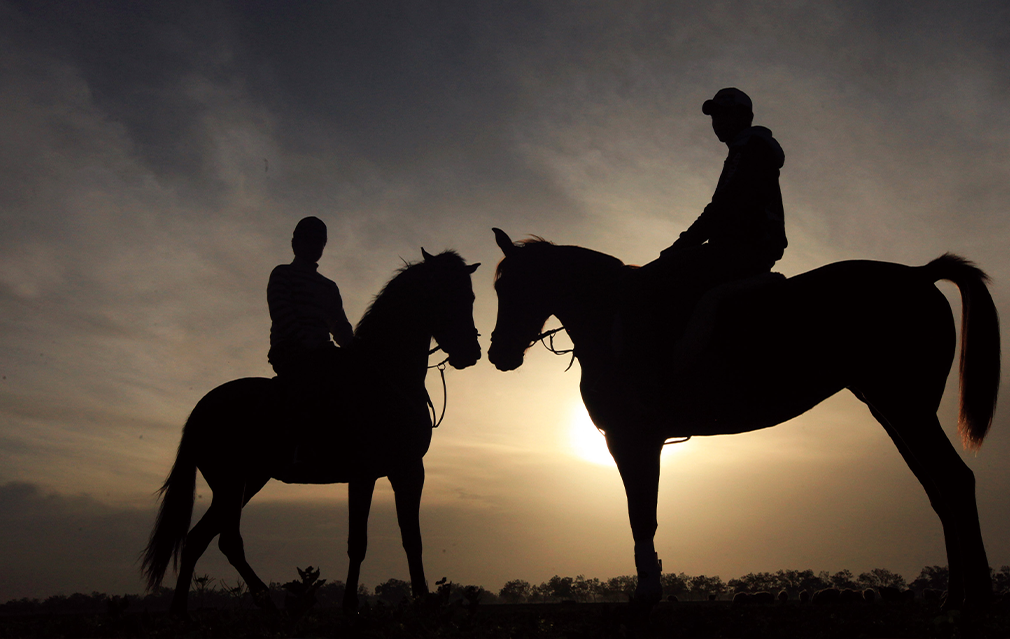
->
[[427, 345, 449, 428], [533, 327, 576, 371]]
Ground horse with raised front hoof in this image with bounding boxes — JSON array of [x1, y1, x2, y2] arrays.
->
[[142, 249, 481, 616], [488, 228, 1000, 611]]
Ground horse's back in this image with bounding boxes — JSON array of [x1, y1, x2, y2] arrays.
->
[[655, 258, 955, 432], [188, 374, 433, 481], [193, 377, 278, 420]]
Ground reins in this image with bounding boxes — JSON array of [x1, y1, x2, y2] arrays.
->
[[533, 327, 576, 371], [426, 345, 449, 428]]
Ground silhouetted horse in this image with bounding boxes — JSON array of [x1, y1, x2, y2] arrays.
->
[[489, 228, 999, 611], [142, 250, 481, 615]]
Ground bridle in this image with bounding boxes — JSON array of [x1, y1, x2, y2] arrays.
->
[[533, 326, 576, 371], [425, 327, 479, 428], [423, 343, 449, 428]]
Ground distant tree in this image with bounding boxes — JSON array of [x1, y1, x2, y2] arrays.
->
[[857, 568, 906, 591], [661, 573, 690, 600], [572, 575, 600, 603], [727, 572, 777, 594], [798, 570, 831, 595], [547, 575, 575, 601], [689, 575, 726, 600], [316, 580, 347, 608], [600, 575, 637, 602], [499, 579, 533, 604], [461, 585, 494, 612], [374, 578, 412, 606], [775, 569, 812, 595], [531, 581, 551, 604], [828, 569, 859, 591], [909, 566, 948, 594]]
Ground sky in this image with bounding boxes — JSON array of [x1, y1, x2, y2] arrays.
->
[[1, 0, 1009, 602]]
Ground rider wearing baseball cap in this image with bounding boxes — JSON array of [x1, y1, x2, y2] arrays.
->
[[619, 88, 787, 373], [666, 87, 786, 263]]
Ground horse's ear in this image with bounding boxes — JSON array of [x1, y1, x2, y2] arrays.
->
[[421, 248, 434, 261], [493, 228, 516, 256], [466, 262, 480, 274]]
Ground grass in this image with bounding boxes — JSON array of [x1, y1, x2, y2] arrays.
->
[[1, 597, 1008, 638]]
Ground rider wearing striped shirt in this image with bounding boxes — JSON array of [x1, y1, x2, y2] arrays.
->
[[268, 216, 354, 377], [268, 217, 354, 453]]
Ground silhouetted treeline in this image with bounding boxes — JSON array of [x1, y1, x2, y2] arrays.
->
[[3, 565, 1008, 615], [499, 566, 1010, 604]]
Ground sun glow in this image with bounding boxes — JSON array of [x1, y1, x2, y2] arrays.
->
[[569, 403, 691, 467], [569, 403, 615, 466]]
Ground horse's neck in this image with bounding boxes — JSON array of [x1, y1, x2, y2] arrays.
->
[[356, 314, 431, 391], [554, 300, 616, 366], [551, 258, 623, 366]]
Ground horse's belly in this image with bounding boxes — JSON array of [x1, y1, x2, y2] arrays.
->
[[581, 361, 843, 439]]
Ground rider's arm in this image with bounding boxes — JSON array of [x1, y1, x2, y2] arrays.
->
[[267, 265, 300, 340], [325, 284, 355, 348], [702, 137, 775, 237], [663, 136, 776, 256]]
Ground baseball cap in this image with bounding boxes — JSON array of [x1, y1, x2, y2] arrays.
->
[[702, 88, 753, 115]]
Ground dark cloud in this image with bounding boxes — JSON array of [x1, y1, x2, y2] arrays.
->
[[1, 1, 577, 233]]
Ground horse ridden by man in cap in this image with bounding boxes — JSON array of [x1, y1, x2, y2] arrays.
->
[[605, 87, 789, 584]]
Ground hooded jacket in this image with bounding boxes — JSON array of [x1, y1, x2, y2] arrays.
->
[[674, 126, 786, 260]]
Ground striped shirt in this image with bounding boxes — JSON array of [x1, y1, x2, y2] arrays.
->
[[267, 258, 354, 354]]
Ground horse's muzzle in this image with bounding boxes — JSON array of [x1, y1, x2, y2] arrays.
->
[[488, 341, 523, 372], [448, 348, 481, 370]]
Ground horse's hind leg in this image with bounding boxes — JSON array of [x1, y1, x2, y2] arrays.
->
[[170, 499, 224, 615], [215, 478, 274, 610], [870, 405, 992, 610], [389, 457, 429, 599], [343, 478, 376, 614], [168, 474, 268, 615]]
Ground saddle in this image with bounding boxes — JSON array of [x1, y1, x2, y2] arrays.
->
[[611, 270, 786, 372], [270, 360, 433, 485]]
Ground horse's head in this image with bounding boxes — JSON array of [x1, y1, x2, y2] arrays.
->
[[421, 248, 482, 370], [489, 228, 555, 371]]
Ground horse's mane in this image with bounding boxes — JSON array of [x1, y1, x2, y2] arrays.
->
[[494, 237, 625, 283], [356, 250, 467, 338]]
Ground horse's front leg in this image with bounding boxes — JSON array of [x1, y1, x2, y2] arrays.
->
[[389, 457, 429, 599], [343, 478, 376, 614], [607, 432, 664, 605]]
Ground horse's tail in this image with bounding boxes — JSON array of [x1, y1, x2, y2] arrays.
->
[[140, 408, 201, 591], [922, 253, 1001, 451]]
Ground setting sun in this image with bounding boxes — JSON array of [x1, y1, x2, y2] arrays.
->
[[569, 403, 615, 466], [569, 403, 693, 467]]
